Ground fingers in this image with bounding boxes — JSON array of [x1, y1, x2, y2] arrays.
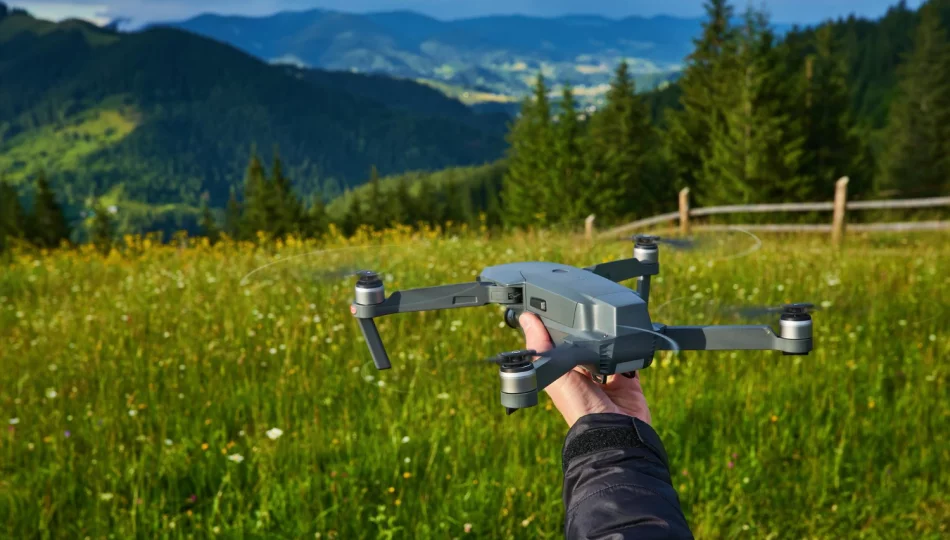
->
[[519, 312, 553, 354]]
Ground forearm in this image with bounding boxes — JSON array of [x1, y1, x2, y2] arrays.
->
[[562, 413, 693, 539]]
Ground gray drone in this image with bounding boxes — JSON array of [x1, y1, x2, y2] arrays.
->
[[349, 235, 814, 414]]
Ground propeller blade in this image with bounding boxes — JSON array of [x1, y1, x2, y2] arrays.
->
[[724, 302, 821, 320]]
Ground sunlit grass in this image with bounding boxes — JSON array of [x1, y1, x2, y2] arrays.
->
[[0, 226, 947, 538]]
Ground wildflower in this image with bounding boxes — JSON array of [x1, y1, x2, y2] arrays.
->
[[930, 334, 937, 342], [388, 486, 395, 493], [821, 301, 833, 309], [165, 439, 173, 446], [8, 418, 18, 425], [64, 431, 71, 438], [436, 393, 449, 400], [189, 494, 197, 503], [681, 469, 688, 477], [727, 461, 734, 469], [269, 348, 277, 355], [228, 453, 245, 463], [100, 493, 114, 501], [266, 428, 284, 440], [464, 523, 473, 534], [401, 436, 410, 444], [201, 443, 209, 451], [394, 499, 401, 506], [128, 409, 137, 417], [898, 320, 907, 327], [45, 388, 58, 399], [743, 476, 750, 484], [48, 364, 57, 372], [404, 457, 411, 464], [770, 415, 779, 423]]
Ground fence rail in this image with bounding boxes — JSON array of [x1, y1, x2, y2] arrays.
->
[[594, 177, 950, 246]]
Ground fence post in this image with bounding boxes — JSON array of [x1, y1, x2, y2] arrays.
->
[[585, 214, 596, 241], [832, 177, 849, 248], [679, 188, 691, 236]]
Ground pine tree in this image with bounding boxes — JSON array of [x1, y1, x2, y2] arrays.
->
[[90, 200, 114, 255], [664, 0, 738, 194], [340, 191, 363, 237], [880, 1, 950, 196], [586, 61, 658, 222], [224, 189, 242, 238], [30, 170, 71, 249], [269, 150, 303, 238], [364, 166, 388, 230], [550, 84, 586, 224], [799, 25, 869, 199], [304, 197, 328, 238], [241, 152, 270, 240], [699, 7, 810, 205], [0, 177, 26, 253], [199, 197, 220, 244], [502, 73, 554, 228], [389, 175, 413, 227]]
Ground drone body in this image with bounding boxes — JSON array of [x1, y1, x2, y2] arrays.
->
[[350, 237, 814, 414]]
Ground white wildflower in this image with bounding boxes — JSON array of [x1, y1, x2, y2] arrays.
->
[[266, 428, 284, 440]]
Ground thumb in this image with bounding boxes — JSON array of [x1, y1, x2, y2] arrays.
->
[[519, 312, 554, 354]]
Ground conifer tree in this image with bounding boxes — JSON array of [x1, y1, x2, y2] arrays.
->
[[90, 200, 114, 255], [304, 197, 328, 238], [269, 150, 303, 238], [365, 166, 387, 230], [199, 196, 220, 244], [586, 61, 658, 222], [800, 25, 869, 198], [502, 73, 554, 228], [551, 84, 585, 224], [30, 170, 71, 249], [389, 175, 412, 227], [700, 7, 810, 205], [224, 189, 242, 238], [880, 0, 950, 196], [664, 0, 737, 193], [241, 152, 270, 240], [340, 191, 363, 237], [0, 177, 26, 253]]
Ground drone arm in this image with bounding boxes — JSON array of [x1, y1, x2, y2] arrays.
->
[[351, 282, 521, 318], [356, 318, 392, 370], [656, 324, 812, 354], [584, 258, 659, 284], [534, 345, 603, 390]]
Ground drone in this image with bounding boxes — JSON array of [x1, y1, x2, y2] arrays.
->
[[349, 235, 814, 414]]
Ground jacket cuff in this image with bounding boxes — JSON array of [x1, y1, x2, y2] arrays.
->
[[562, 413, 670, 472]]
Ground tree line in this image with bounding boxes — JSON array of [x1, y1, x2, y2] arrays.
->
[[503, 0, 950, 228], [3, 0, 948, 252]]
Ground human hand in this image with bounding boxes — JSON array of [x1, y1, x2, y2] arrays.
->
[[519, 312, 652, 428]]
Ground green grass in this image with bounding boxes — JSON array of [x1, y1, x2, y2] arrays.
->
[[0, 229, 947, 538]]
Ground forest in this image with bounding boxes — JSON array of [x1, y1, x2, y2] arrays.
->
[[1, 0, 949, 250]]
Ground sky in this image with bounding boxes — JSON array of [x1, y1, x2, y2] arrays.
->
[[11, 0, 927, 28]]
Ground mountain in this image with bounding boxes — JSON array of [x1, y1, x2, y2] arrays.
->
[[0, 8, 506, 231], [167, 9, 778, 107]]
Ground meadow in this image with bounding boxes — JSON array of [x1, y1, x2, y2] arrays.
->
[[0, 226, 947, 539]]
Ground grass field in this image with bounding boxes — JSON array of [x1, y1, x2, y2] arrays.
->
[[0, 227, 948, 539]]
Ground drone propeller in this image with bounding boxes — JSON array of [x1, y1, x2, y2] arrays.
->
[[724, 302, 822, 320], [619, 234, 699, 250]]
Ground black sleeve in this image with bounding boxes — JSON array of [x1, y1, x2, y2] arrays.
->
[[561, 413, 694, 540]]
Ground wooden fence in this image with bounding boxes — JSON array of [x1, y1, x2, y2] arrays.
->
[[585, 177, 950, 247]]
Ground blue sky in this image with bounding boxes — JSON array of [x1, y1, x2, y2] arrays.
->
[[12, 0, 927, 27]]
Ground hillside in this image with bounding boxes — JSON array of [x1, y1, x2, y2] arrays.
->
[[167, 10, 757, 106], [0, 10, 506, 220]]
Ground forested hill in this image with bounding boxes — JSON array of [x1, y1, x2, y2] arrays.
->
[[0, 8, 506, 212]]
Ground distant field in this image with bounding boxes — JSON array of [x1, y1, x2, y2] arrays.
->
[[0, 228, 947, 538]]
